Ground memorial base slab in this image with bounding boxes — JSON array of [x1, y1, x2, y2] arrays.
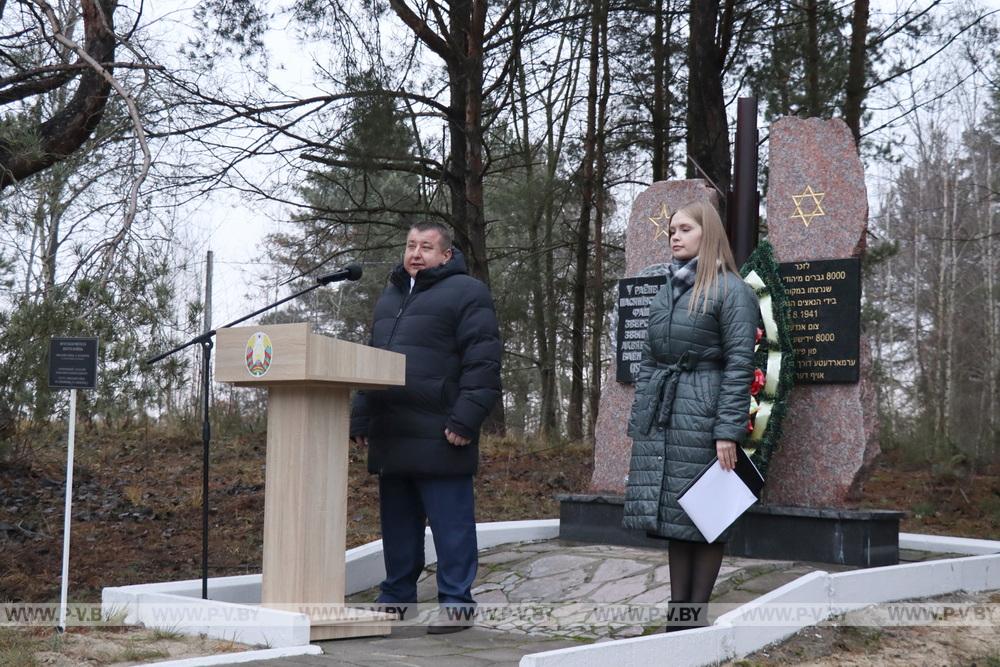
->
[[558, 494, 904, 567]]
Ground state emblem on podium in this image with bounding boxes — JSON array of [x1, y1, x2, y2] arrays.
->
[[245, 332, 273, 377]]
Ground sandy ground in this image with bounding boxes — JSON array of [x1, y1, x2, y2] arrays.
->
[[730, 590, 1000, 666], [2, 626, 252, 666]]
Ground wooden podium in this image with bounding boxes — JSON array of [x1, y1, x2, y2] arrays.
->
[[215, 322, 405, 640]]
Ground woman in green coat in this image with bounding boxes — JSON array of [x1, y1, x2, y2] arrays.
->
[[624, 201, 757, 629]]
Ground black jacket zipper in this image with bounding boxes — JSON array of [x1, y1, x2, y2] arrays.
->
[[385, 284, 414, 346]]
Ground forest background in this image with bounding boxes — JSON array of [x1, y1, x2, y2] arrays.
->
[[1, 0, 999, 469]]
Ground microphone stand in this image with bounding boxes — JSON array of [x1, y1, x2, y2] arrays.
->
[[146, 278, 340, 599]]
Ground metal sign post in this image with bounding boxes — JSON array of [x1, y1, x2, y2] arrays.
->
[[48, 337, 98, 633], [58, 388, 77, 633]]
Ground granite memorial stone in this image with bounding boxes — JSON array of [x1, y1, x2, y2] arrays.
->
[[763, 117, 879, 506]]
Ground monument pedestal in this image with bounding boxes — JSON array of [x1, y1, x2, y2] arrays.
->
[[558, 494, 904, 567]]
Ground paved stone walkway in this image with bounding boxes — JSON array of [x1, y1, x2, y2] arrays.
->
[[230, 537, 896, 667], [231, 541, 961, 667]]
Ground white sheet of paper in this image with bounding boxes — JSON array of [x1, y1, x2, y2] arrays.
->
[[676, 461, 758, 543]]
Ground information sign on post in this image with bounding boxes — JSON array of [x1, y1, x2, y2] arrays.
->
[[48, 336, 98, 633], [48, 337, 99, 389]]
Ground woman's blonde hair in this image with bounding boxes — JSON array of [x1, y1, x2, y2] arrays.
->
[[671, 201, 739, 313]]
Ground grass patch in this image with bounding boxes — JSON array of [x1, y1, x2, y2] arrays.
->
[[148, 627, 186, 642], [211, 634, 247, 653], [983, 495, 1000, 528], [0, 627, 43, 667], [95, 605, 130, 632], [911, 500, 937, 519], [834, 625, 883, 651], [99, 640, 169, 663]]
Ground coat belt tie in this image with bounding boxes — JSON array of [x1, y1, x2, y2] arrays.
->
[[637, 352, 724, 435]]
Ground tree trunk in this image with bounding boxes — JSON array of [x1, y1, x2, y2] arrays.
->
[[588, 0, 611, 437], [912, 157, 929, 452], [944, 167, 958, 449], [686, 0, 731, 200], [567, 0, 601, 442], [651, 0, 668, 181], [41, 176, 63, 294], [464, 0, 490, 286], [884, 207, 896, 435], [987, 146, 998, 459], [389, 0, 491, 285], [933, 167, 949, 447], [445, 7, 471, 265], [466, 0, 505, 433], [772, 2, 791, 113], [971, 142, 993, 461], [541, 84, 567, 438], [804, 0, 821, 116], [542, 154, 558, 437], [843, 0, 870, 148]]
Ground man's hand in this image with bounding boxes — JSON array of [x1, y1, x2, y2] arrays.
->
[[445, 429, 471, 446], [716, 439, 737, 471], [351, 435, 369, 446]]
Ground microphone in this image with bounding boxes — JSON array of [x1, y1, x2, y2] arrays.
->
[[316, 263, 363, 285]]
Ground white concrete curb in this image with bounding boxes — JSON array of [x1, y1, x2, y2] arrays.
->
[[519, 533, 1000, 667], [718, 570, 832, 657], [518, 626, 727, 667], [900, 532, 1000, 555], [100, 588, 311, 649], [101, 519, 560, 649], [147, 645, 322, 666]]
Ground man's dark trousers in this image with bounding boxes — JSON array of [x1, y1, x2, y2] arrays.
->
[[375, 475, 478, 605]]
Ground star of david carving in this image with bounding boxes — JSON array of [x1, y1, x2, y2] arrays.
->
[[790, 185, 826, 228], [647, 203, 672, 241]]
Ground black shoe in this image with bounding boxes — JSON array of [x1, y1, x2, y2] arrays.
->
[[426, 607, 475, 634], [371, 602, 414, 620], [663, 601, 708, 632], [427, 620, 472, 634]]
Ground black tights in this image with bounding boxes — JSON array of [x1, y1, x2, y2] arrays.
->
[[668, 539, 725, 604]]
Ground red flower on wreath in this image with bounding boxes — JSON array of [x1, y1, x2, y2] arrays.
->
[[750, 368, 765, 396], [755, 327, 764, 345]]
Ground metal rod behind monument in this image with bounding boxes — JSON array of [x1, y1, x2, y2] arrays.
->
[[730, 96, 761, 266]]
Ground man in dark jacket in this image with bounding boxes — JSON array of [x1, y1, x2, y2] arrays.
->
[[350, 221, 501, 633]]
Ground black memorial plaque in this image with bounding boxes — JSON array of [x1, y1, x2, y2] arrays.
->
[[48, 337, 99, 389], [778, 258, 860, 383], [616, 276, 667, 383]]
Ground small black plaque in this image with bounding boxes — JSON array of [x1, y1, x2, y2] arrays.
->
[[615, 276, 667, 383], [48, 337, 99, 390], [778, 258, 860, 383]]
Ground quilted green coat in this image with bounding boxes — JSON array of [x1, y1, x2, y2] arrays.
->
[[623, 270, 758, 541]]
